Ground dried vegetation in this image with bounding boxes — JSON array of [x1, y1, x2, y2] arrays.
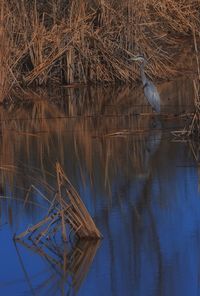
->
[[0, 0, 199, 102], [173, 29, 200, 140], [14, 162, 102, 242]]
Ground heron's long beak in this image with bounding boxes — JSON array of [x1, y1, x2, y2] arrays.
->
[[130, 56, 138, 61], [129, 55, 145, 63]]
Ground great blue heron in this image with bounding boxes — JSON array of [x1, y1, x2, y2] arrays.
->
[[131, 55, 161, 113]]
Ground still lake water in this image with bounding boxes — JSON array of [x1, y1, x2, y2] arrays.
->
[[0, 79, 199, 296]]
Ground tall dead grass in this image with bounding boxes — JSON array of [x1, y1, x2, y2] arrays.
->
[[0, 0, 199, 102], [0, 1, 18, 101]]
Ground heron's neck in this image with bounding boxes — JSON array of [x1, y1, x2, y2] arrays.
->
[[140, 62, 147, 86]]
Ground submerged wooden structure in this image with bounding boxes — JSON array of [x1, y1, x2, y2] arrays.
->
[[14, 162, 102, 243]]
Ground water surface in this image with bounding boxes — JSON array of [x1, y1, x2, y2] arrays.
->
[[0, 79, 199, 296]]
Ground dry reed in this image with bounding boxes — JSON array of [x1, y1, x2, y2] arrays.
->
[[14, 162, 102, 242], [0, 0, 199, 102], [172, 27, 200, 140]]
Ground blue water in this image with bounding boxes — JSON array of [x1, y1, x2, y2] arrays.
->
[[0, 125, 199, 296], [0, 82, 198, 295]]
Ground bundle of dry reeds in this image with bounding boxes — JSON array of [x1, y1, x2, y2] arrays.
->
[[172, 27, 200, 140], [14, 162, 102, 243], [0, 0, 199, 102]]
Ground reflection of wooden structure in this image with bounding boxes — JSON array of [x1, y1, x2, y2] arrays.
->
[[14, 162, 102, 243], [15, 238, 100, 295]]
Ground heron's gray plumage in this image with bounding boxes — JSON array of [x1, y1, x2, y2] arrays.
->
[[143, 81, 161, 113], [131, 56, 161, 113]]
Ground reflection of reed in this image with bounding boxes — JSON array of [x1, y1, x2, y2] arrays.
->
[[15, 239, 100, 295], [0, 87, 146, 196], [188, 140, 200, 192], [134, 173, 164, 296], [0, 82, 192, 201]]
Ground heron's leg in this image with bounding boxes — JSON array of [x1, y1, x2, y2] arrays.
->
[[151, 115, 159, 128], [152, 118, 157, 128]]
